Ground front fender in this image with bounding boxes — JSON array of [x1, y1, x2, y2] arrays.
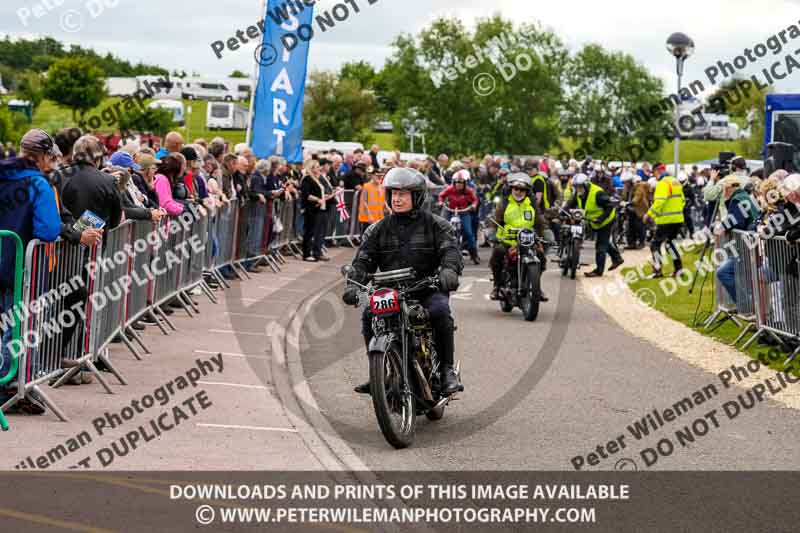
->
[[368, 334, 392, 355]]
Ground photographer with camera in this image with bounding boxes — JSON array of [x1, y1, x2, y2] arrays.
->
[[703, 155, 750, 222]]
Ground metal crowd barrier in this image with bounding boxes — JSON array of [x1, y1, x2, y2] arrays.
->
[[0, 230, 25, 430], [704, 230, 741, 332], [2, 236, 90, 421], [727, 230, 759, 346]]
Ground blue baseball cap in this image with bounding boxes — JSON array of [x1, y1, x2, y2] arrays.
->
[[109, 151, 141, 171]]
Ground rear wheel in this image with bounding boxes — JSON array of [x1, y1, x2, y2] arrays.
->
[[521, 263, 541, 322], [369, 344, 416, 449], [569, 240, 580, 280]]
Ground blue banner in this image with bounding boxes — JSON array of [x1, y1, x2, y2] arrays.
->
[[251, 1, 314, 162]]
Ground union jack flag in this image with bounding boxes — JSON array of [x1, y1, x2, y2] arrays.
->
[[336, 190, 350, 222]]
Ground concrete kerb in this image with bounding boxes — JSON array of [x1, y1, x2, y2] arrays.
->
[[271, 275, 368, 471]]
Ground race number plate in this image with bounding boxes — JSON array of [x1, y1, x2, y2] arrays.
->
[[570, 225, 584, 237], [370, 289, 400, 315]]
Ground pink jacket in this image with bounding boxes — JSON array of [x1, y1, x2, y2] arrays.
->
[[154, 174, 184, 216]]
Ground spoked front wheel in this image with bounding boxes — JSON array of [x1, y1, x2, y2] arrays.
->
[[369, 344, 416, 449], [521, 263, 541, 322]]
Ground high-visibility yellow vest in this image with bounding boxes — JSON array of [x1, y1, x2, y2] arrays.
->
[[497, 196, 535, 246], [576, 183, 616, 230], [647, 175, 685, 225], [531, 174, 550, 209], [358, 181, 385, 223]]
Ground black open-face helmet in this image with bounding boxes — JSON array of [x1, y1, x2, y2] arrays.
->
[[383, 167, 427, 211]]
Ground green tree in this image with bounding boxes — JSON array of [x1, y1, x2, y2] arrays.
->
[[117, 106, 175, 137], [377, 15, 568, 155], [229, 70, 248, 78], [339, 61, 377, 89], [0, 107, 26, 146], [16, 72, 44, 112], [43, 57, 107, 121], [303, 71, 378, 145], [561, 43, 666, 161]]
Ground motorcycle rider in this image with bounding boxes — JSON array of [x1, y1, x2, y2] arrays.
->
[[439, 169, 480, 264], [565, 173, 624, 277], [342, 168, 463, 395], [489, 173, 548, 301]]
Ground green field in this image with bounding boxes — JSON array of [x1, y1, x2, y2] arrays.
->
[[625, 247, 800, 377], [17, 95, 742, 161], [552, 138, 742, 165]]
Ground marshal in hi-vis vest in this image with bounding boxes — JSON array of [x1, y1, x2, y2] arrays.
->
[[497, 195, 535, 246], [358, 181, 386, 223], [647, 176, 685, 225], [576, 183, 616, 230]]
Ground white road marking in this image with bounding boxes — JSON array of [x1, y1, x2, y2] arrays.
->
[[209, 329, 269, 337], [197, 381, 269, 390], [197, 423, 297, 433], [259, 286, 308, 293], [193, 350, 270, 360], [225, 312, 279, 319]]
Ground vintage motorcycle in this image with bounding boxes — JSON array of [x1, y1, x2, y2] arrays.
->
[[342, 266, 463, 449], [558, 208, 585, 280], [487, 220, 544, 322]]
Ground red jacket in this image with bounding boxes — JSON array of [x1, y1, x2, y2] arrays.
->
[[438, 185, 478, 211]]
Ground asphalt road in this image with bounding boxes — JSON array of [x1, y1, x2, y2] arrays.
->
[[298, 244, 800, 471]]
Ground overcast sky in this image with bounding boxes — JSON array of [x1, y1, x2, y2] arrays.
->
[[3, 0, 800, 95]]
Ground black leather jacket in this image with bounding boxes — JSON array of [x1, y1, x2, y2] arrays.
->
[[351, 210, 463, 283]]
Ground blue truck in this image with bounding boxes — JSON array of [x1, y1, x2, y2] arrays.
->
[[764, 93, 800, 152]]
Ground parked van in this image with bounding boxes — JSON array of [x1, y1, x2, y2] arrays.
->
[[709, 115, 731, 140], [226, 78, 253, 101], [182, 79, 238, 101], [206, 102, 249, 130], [137, 76, 183, 100], [148, 99, 185, 126]]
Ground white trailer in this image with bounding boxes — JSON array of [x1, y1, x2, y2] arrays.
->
[[106, 77, 139, 96], [206, 102, 249, 130]]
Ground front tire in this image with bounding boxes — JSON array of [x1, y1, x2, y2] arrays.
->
[[569, 240, 580, 280], [369, 344, 416, 449], [521, 263, 541, 322]]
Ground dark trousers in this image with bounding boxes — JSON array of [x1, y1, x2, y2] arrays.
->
[[361, 291, 454, 367], [628, 214, 645, 246], [650, 223, 683, 273], [490, 244, 546, 286], [593, 223, 623, 275], [302, 209, 325, 259]]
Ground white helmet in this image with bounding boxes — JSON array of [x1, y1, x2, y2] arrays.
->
[[572, 173, 590, 187], [452, 169, 471, 183], [678, 172, 688, 183], [507, 172, 532, 190]]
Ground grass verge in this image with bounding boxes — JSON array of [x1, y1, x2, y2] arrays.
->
[[625, 245, 800, 376]]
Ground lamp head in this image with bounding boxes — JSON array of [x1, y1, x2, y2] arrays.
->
[[666, 32, 694, 60]]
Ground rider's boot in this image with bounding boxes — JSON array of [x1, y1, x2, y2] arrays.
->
[[441, 365, 460, 395], [354, 382, 370, 394], [490, 283, 501, 300], [470, 250, 481, 265]]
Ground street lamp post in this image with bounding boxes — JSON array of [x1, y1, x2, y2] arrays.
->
[[666, 32, 695, 178]]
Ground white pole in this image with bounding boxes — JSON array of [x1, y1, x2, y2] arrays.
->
[[246, 0, 268, 146]]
